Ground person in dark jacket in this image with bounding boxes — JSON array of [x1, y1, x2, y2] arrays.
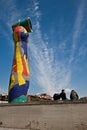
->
[[60, 89, 67, 100], [53, 93, 60, 100]]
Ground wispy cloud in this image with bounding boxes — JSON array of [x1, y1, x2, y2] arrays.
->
[[69, 0, 85, 64], [0, 0, 22, 44], [29, 0, 72, 95], [0, 85, 7, 94]]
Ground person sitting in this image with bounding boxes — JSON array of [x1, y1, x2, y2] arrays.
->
[[53, 93, 60, 100], [60, 89, 67, 100], [70, 90, 79, 100]]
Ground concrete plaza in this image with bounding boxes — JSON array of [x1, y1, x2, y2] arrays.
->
[[0, 102, 87, 130]]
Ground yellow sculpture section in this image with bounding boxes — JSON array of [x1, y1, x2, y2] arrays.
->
[[15, 42, 25, 85]]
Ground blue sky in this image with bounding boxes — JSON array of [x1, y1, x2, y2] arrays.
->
[[0, 0, 87, 98]]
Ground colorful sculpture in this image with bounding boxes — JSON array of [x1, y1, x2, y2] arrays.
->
[[8, 18, 32, 103]]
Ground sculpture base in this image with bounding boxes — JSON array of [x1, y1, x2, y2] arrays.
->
[[11, 95, 28, 103]]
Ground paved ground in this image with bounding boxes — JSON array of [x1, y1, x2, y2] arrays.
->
[[0, 102, 87, 130]]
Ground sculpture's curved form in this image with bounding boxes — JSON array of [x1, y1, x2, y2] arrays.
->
[[8, 18, 32, 103]]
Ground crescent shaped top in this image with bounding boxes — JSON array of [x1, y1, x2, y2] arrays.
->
[[12, 17, 32, 32]]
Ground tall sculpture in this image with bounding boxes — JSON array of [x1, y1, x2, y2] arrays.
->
[[8, 18, 32, 103]]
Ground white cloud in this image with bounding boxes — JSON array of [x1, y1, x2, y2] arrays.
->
[[0, 0, 22, 44], [29, 0, 72, 96], [34, 5, 39, 11], [69, 0, 85, 64], [0, 86, 7, 94], [78, 45, 87, 58], [65, 88, 71, 94]]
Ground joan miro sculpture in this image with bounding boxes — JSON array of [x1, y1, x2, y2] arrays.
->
[[8, 18, 32, 103]]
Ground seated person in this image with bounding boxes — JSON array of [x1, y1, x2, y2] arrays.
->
[[60, 89, 67, 100], [53, 93, 60, 100], [70, 90, 79, 100]]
